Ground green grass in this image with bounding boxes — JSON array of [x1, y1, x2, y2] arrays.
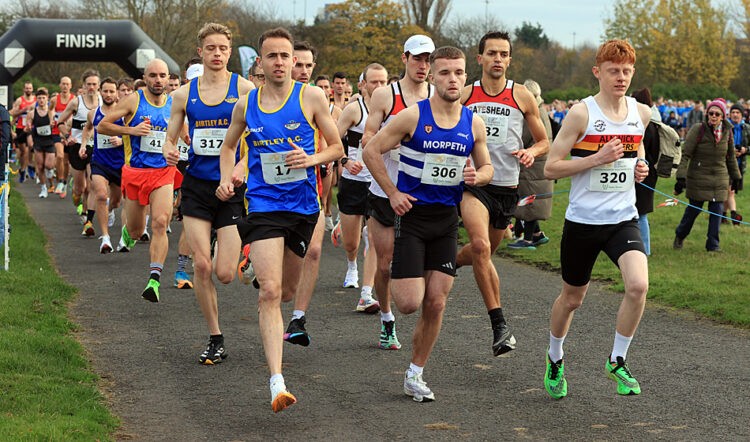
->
[[0, 188, 118, 440], [497, 177, 750, 328]]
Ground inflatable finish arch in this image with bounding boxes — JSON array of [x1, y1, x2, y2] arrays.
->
[[0, 18, 180, 107]]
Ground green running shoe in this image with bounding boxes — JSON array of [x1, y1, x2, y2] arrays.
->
[[606, 356, 641, 395], [142, 279, 160, 302], [76, 203, 84, 216], [379, 320, 401, 350], [121, 225, 136, 250], [544, 354, 567, 399]]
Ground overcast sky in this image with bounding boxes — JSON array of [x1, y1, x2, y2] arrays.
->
[[273, 0, 610, 49]]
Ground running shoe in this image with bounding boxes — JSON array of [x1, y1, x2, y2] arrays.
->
[[403, 370, 435, 402], [99, 235, 113, 254], [343, 268, 359, 288], [270, 379, 297, 413], [507, 239, 536, 250], [330, 220, 342, 247], [544, 354, 567, 399], [355, 296, 380, 313], [18, 170, 26, 183], [119, 225, 136, 252], [324, 215, 334, 231], [283, 316, 310, 346], [108, 209, 115, 228], [141, 279, 160, 302], [38, 185, 48, 199], [237, 244, 256, 285], [174, 271, 193, 289], [54, 182, 65, 194], [76, 203, 84, 216], [28, 166, 35, 180], [532, 232, 550, 246], [199, 337, 227, 365], [606, 356, 641, 395], [82, 221, 95, 237], [140, 229, 150, 242], [492, 323, 517, 356], [379, 320, 401, 350], [45, 168, 55, 180], [59, 183, 67, 199]]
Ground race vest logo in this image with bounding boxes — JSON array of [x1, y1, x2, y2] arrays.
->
[[627, 120, 640, 128], [284, 121, 301, 130], [594, 119, 606, 132], [457, 132, 469, 140], [424, 124, 433, 134], [191, 98, 197, 104], [225, 97, 238, 103]]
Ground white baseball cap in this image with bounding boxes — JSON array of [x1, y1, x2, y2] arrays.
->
[[403, 34, 435, 55], [186, 64, 204, 81]]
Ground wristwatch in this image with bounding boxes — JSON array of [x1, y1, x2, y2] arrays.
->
[[340, 157, 349, 166]]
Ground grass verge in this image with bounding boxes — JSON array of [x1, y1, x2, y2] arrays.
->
[[0, 188, 118, 440]]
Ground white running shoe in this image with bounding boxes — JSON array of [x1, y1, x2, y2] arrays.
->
[[45, 168, 55, 180], [270, 379, 297, 413], [38, 185, 48, 198], [117, 235, 130, 252], [324, 215, 334, 231], [108, 209, 116, 228], [355, 295, 380, 313], [99, 235, 113, 254], [343, 268, 359, 288], [404, 370, 435, 402], [54, 182, 65, 194]]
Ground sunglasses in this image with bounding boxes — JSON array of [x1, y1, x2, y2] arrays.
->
[[708, 111, 723, 117]]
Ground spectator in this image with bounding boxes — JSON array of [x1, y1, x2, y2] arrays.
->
[[0, 102, 10, 179], [632, 88, 661, 256], [726, 103, 750, 224], [685, 101, 704, 129], [665, 110, 681, 132], [673, 99, 741, 252]]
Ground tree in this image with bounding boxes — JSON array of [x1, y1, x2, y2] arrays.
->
[[604, 0, 739, 90], [402, 0, 451, 37], [514, 21, 549, 49]]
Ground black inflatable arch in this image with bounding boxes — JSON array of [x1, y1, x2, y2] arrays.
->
[[0, 18, 180, 106]]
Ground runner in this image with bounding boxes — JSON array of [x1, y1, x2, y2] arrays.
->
[[363, 46, 493, 402], [57, 70, 102, 223], [361, 34, 435, 351], [50, 76, 74, 197], [80, 77, 124, 253], [335, 63, 388, 313], [248, 60, 265, 88], [457, 31, 550, 356], [98, 59, 176, 302], [162, 23, 254, 365], [25, 88, 56, 198], [9, 81, 36, 183], [167, 74, 181, 93], [216, 27, 344, 412], [332, 72, 348, 109], [542, 39, 650, 399]]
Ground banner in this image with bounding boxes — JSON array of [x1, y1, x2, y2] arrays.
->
[[238, 45, 258, 79]]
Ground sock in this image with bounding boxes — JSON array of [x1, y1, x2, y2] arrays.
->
[[176, 254, 189, 273], [611, 331, 633, 362], [362, 226, 370, 252], [149, 262, 163, 282], [408, 362, 423, 376], [347, 259, 357, 271], [292, 310, 305, 320], [87, 209, 95, 223], [270, 373, 284, 386], [488, 308, 505, 329], [210, 334, 223, 343], [361, 286, 373, 297], [381, 311, 395, 323], [145, 214, 150, 228], [548, 332, 566, 362]]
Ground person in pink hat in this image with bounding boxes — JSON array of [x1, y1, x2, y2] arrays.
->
[[673, 98, 741, 252]]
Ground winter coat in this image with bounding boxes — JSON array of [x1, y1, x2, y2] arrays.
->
[[677, 120, 741, 202], [515, 96, 553, 221], [635, 121, 660, 215]]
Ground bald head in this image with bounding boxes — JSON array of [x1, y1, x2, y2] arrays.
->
[[143, 58, 169, 97]]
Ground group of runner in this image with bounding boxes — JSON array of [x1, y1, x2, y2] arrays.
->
[[8, 23, 651, 412]]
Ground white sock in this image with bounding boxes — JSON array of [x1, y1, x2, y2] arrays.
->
[[408, 363, 423, 376], [611, 331, 633, 362], [270, 373, 284, 387], [291, 310, 305, 320], [548, 332, 566, 362], [347, 259, 357, 271], [381, 311, 395, 322], [362, 226, 369, 252], [145, 214, 150, 227], [360, 286, 372, 297]]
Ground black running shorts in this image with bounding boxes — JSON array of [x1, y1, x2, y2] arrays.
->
[[337, 177, 369, 216], [463, 184, 518, 229], [391, 204, 458, 279], [90, 161, 122, 187], [180, 173, 246, 230], [367, 191, 395, 227], [66, 143, 92, 171], [560, 218, 645, 286], [239, 210, 319, 258]]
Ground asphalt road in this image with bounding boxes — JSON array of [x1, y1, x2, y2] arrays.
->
[[16, 181, 750, 441]]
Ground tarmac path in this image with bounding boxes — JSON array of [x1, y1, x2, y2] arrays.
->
[[17, 182, 750, 441]]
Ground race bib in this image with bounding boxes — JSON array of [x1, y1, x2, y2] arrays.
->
[[177, 139, 190, 161], [97, 133, 116, 149], [141, 130, 166, 154], [192, 128, 227, 156], [588, 158, 637, 192], [36, 125, 51, 136], [260, 152, 307, 185], [480, 114, 508, 144], [421, 153, 464, 186]]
